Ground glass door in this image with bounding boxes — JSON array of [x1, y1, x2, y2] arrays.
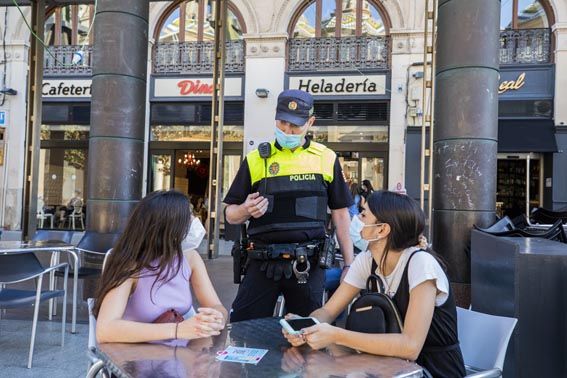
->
[[220, 153, 242, 235], [337, 152, 387, 191], [360, 156, 386, 191], [38, 147, 88, 229], [496, 153, 543, 218], [338, 156, 359, 185]]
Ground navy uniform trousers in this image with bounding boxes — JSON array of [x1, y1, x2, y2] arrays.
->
[[230, 260, 325, 322]]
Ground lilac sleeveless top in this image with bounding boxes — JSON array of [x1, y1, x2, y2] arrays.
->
[[123, 255, 193, 324]]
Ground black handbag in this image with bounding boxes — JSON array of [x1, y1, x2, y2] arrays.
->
[[345, 258, 403, 334]]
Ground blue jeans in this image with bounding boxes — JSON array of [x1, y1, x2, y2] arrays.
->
[[325, 267, 342, 292], [325, 267, 347, 321]]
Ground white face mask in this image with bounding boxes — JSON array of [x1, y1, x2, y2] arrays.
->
[[181, 217, 206, 251]]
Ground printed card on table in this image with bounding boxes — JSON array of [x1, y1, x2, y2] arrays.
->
[[216, 346, 268, 365]]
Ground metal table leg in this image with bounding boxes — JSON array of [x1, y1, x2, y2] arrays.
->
[[67, 249, 79, 334]]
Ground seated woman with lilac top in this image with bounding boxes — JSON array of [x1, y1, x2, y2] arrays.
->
[[94, 190, 227, 345]]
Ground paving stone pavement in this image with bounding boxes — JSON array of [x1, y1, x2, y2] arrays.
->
[[0, 320, 90, 378], [0, 255, 239, 377]]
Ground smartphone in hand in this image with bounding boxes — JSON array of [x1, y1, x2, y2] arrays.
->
[[280, 317, 319, 335]]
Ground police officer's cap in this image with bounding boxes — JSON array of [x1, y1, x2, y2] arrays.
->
[[275, 89, 314, 127]]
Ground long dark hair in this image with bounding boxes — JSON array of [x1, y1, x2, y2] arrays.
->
[[349, 182, 360, 198], [366, 190, 445, 273], [362, 179, 374, 193], [93, 190, 192, 317]]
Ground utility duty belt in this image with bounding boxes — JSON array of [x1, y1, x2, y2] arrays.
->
[[248, 241, 321, 284], [245, 232, 336, 284], [247, 241, 321, 262]]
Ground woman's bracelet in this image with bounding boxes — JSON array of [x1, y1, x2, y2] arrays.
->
[[342, 265, 351, 270]]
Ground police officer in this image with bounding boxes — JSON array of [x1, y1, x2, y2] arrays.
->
[[224, 89, 354, 322]]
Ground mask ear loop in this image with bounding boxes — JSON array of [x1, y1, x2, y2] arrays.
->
[[362, 223, 385, 243]]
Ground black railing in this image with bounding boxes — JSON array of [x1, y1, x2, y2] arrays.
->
[[153, 40, 245, 74], [41, 30, 551, 76], [500, 28, 551, 65], [288, 36, 390, 72], [43, 45, 93, 76]]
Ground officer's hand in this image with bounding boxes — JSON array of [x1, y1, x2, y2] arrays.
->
[[244, 192, 269, 218]]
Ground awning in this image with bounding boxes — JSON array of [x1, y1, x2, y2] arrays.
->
[[498, 119, 558, 153]]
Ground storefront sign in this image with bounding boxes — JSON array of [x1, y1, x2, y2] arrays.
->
[[499, 72, 525, 94], [288, 75, 387, 96], [153, 77, 242, 98], [42, 80, 92, 98], [498, 67, 554, 99]]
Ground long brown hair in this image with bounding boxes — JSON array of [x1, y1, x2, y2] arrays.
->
[[366, 190, 446, 274], [93, 190, 191, 317]]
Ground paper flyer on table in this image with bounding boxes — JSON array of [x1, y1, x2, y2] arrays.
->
[[216, 346, 269, 365]]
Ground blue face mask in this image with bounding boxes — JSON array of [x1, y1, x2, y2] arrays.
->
[[349, 215, 369, 252], [275, 127, 304, 149]]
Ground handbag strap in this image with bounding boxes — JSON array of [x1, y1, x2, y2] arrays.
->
[[366, 257, 386, 293]]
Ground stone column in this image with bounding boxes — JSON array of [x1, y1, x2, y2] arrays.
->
[[432, 0, 500, 305], [87, 0, 149, 233]]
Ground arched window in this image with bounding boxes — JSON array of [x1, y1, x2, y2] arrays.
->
[[45, 5, 94, 45], [291, 0, 388, 39], [499, 0, 553, 64], [501, 0, 552, 30], [156, 0, 245, 43]]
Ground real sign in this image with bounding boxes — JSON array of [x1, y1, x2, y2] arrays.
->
[[153, 77, 243, 98], [42, 80, 92, 98], [288, 75, 387, 96]]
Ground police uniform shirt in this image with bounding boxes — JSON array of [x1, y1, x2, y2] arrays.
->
[[223, 138, 353, 244]]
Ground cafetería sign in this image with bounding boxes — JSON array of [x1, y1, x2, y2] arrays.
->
[[42, 79, 92, 98], [153, 77, 242, 98], [288, 75, 387, 96]]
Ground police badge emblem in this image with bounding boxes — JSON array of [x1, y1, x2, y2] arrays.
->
[[288, 101, 298, 110], [269, 162, 280, 175]]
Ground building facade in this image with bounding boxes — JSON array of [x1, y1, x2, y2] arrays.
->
[[0, 0, 566, 238]]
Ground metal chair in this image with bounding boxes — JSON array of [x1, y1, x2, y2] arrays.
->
[[86, 298, 110, 378], [530, 207, 567, 225], [31, 230, 74, 321], [51, 232, 121, 317], [473, 216, 515, 234], [0, 252, 68, 368], [457, 307, 517, 378], [31, 230, 74, 244], [484, 220, 567, 244]]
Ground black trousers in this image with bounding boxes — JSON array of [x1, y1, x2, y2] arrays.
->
[[230, 260, 325, 322]]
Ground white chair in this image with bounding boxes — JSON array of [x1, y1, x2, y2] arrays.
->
[[69, 205, 85, 230], [457, 307, 517, 378], [37, 208, 54, 229], [86, 298, 109, 378]]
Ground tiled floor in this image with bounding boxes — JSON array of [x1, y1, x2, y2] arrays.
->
[[0, 255, 239, 377]]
